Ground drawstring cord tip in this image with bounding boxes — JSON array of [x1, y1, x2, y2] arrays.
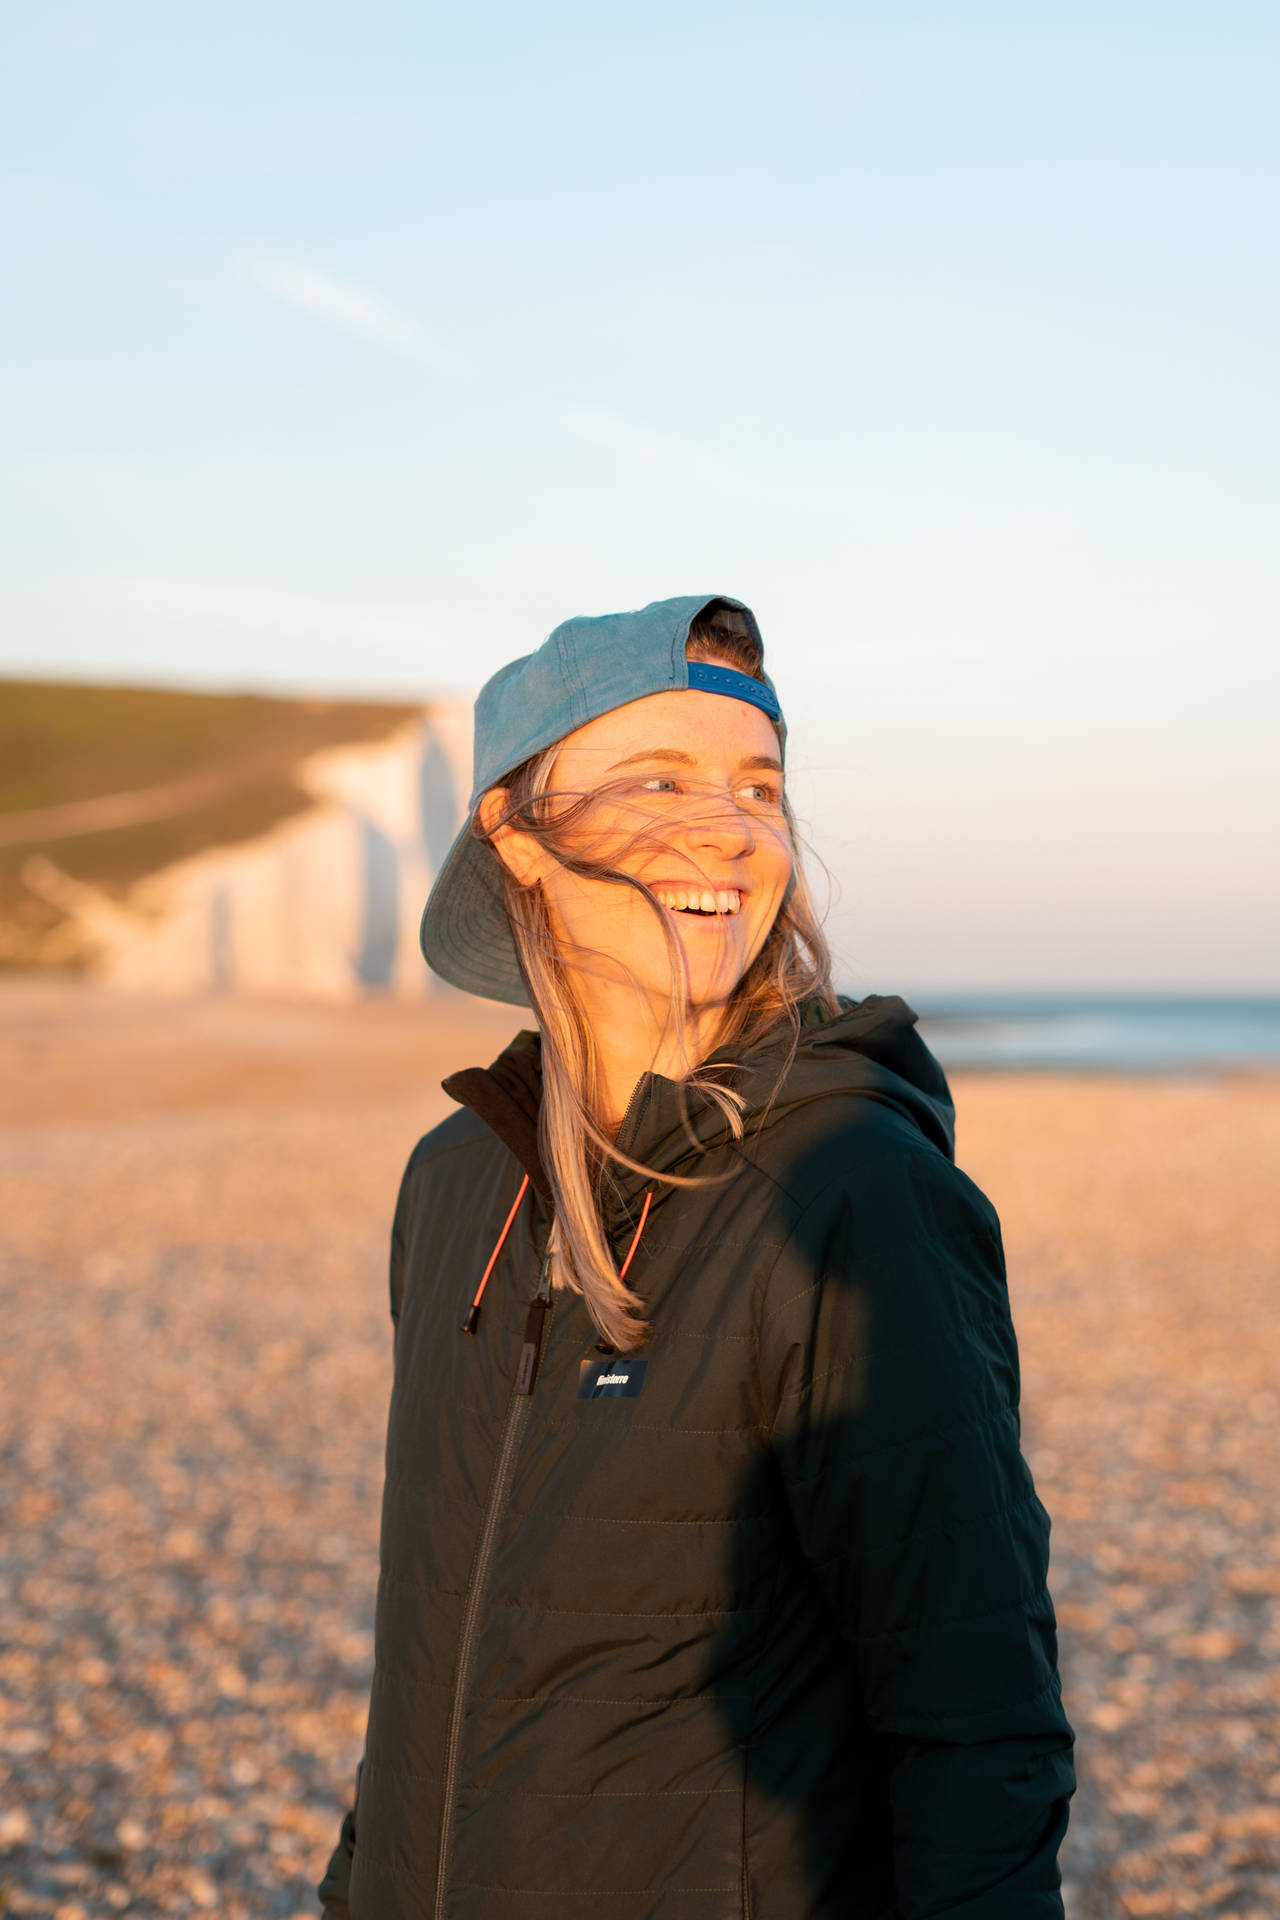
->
[[460, 1172, 531, 1337]]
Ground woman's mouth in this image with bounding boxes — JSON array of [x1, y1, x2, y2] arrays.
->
[[655, 888, 742, 916]]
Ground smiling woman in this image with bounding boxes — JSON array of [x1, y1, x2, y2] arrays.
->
[[318, 596, 1075, 1920], [470, 614, 832, 1351]]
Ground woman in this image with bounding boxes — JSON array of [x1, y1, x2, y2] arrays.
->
[[318, 594, 1075, 1920]]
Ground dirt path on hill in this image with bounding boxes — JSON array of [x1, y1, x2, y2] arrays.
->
[[0, 755, 310, 849]]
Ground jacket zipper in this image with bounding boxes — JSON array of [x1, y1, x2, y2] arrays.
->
[[614, 1072, 652, 1158], [434, 1252, 554, 1919]]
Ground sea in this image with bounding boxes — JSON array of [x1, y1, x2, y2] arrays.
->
[[906, 995, 1280, 1073]]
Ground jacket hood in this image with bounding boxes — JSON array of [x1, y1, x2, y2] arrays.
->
[[444, 994, 954, 1228], [727, 991, 953, 1154]]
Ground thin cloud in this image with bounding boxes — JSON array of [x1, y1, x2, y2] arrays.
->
[[243, 255, 442, 366]]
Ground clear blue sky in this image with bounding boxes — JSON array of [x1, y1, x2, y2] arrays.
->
[[3, 3, 1277, 991]]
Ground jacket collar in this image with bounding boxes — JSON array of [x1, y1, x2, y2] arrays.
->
[[439, 1028, 722, 1232], [440, 994, 953, 1232], [441, 1029, 553, 1211]]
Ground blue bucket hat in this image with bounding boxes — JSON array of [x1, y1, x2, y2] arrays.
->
[[420, 593, 783, 1006]]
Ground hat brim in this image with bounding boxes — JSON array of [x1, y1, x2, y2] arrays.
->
[[419, 820, 531, 1008]]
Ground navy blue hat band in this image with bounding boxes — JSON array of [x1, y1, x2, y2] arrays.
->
[[686, 660, 783, 724]]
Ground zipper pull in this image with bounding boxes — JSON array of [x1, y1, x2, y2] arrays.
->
[[514, 1297, 548, 1396]]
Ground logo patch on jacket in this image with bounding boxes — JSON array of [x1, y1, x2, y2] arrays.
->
[[578, 1356, 647, 1399]]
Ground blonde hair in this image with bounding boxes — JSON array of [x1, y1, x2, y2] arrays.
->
[[476, 618, 836, 1350]]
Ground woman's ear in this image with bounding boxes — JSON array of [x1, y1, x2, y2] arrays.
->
[[478, 788, 547, 888]]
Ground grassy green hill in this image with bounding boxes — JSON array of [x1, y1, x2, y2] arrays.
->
[[0, 679, 422, 969]]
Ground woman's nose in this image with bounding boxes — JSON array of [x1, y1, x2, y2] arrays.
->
[[683, 787, 756, 857]]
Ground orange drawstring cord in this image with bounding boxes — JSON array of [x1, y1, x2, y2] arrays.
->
[[465, 1180, 651, 1344], [618, 1189, 652, 1282], [594, 1189, 653, 1355], [462, 1173, 530, 1333]]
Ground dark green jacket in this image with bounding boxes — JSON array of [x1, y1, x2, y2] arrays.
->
[[319, 997, 1074, 1919]]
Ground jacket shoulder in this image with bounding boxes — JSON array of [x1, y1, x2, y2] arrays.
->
[[388, 1104, 524, 1328], [392, 1104, 520, 1258], [402, 1101, 511, 1186], [766, 1090, 998, 1239], [757, 1099, 1010, 1403]]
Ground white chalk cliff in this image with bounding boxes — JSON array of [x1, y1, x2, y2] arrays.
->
[[29, 704, 474, 998]]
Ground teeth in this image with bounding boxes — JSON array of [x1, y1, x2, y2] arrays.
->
[[656, 888, 741, 915]]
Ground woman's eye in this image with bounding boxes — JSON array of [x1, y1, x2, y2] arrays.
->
[[639, 776, 680, 794], [741, 782, 782, 806]]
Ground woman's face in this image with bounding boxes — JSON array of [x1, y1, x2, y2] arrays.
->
[[520, 687, 794, 1021]]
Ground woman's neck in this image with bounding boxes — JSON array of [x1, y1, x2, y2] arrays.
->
[[585, 986, 728, 1135]]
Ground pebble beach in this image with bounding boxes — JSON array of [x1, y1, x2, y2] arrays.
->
[[1, 982, 1277, 1918]]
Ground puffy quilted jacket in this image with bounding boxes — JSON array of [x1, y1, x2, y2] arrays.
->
[[318, 996, 1074, 1919]]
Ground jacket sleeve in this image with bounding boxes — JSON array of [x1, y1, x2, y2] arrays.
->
[[760, 1136, 1075, 1919], [317, 1148, 418, 1915], [389, 1146, 413, 1342], [316, 1759, 361, 1917]]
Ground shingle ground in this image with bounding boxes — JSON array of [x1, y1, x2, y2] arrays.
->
[[1, 985, 1276, 1918]]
